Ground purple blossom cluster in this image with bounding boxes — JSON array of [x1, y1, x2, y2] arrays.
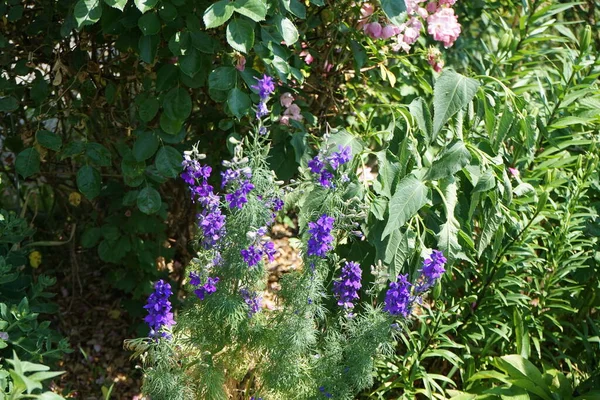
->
[[319, 386, 333, 398], [333, 261, 362, 310], [181, 153, 225, 248], [241, 232, 277, 267], [144, 280, 175, 339], [189, 272, 219, 300], [222, 165, 255, 210], [308, 145, 352, 188], [240, 287, 262, 317], [384, 250, 447, 317], [307, 214, 335, 257], [252, 74, 276, 119]]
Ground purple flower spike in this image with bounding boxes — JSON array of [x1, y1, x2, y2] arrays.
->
[[383, 274, 414, 317], [241, 245, 263, 267], [417, 250, 447, 292], [307, 214, 335, 257], [328, 145, 352, 170], [194, 276, 219, 300], [144, 280, 176, 339], [333, 261, 362, 310], [240, 288, 262, 317], [252, 75, 276, 100]]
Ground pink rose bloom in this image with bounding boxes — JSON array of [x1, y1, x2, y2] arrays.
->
[[508, 167, 520, 177], [392, 34, 412, 52], [300, 50, 314, 64], [280, 93, 294, 108], [286, 104, 301, 116], [403, 18, 422, 45], [406, 0, 426, 14], [364, 22, 383, 39], [427, 7, 461, 48], [280, 115, 291, 126], [417, 7, 428, 19], [360, 3, 375, 18], [381, 25, 399, 39], [426, 2, 437, 13]]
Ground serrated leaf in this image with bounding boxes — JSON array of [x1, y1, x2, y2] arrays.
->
[[282, 0, 306, 18], [436, 178, 461, 266], [74, 0, 102, 28], [86, 143, 112, 167], [409, 97, 432, 140], [477, 204, 503, 257], [137, 186, 162, 214], [133, 131, 159, 161], [233, 0, 267, 22], [433, 69, 480, 138], [155, 146, 183, 178], [138, 12, 161, 35], [15, 148, 40, 178], [427, 140, 471, 181], [382, 175, 429, 239], [77, 166, 102, 199], [138, 97, 159, 122], [159, 113, 184, 135], [208, 66, 237, 91], [35, 130, 62, 151], [203, 0, 234, 29], [226, 19, 255, 53], [276, 16, 299, 46]]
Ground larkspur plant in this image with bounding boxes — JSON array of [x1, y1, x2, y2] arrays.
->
[[134, 75, 449, 400]]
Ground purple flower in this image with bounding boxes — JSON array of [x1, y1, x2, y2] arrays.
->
[[144, 280, 176, 339], [271, 198, 284, 212], [333, 261, 362, 309], [263, 241, 277, 262], [240, 288, 262, 317], [308, 157, 324, 174], [328, 145, 352, 170], [383, 274, 414, 317], [252, 75, 276, 100], [307, 214, 335, 257], [256, 101, 269, 119], [198, 208, 226, 248], [221, 169, 240, 188], [319, 170, 335, 188], [225, 180, 254, 209], [193, 276, 219, 300], [241, 245, 263, 267], [417, 250, 447, 292], [319, 386, 333, 398], [189, 272, 201, 286]]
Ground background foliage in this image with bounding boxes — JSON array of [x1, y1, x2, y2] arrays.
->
[[0, 0, 599, 397]]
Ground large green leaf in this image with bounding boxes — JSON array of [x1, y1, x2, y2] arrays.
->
[[203, 0, 234, 29], [275, 16, 299, 46], [427, 140, 472, 180], [137, 186, 162, 214], [74, 0, 102, 28], [436, 178, 461, 266], [433, 69, 480, 138], [138, 97, 159, 122], [86, 143, 112, 167], [494, 355, 554, 400], [138, 34, 159, 64], [0, 96, 18, 112], [138, 12, 161, 35], [227, 87, 252, 119], [77, 165, 102, 199], [133, 131, 160, 161], [380, 0, 406, 26], [226, 19, 255, 53], [134, 0, 158, 13], [35, 130, 62, 151], [15, 148, 40, 178], [104, 0, 127, 11], [208, 67, 237, 91], [163, 87, 192, 121], [155, 146, 183, 178], [382, 175, 429, 239], [233, 0, 267, 22], [409, 97, 432, 140]]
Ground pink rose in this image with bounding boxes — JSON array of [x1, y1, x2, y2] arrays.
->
[[427, 7, 461, 48], [280, 93, 294, 108], [364, 22, 383, 39]]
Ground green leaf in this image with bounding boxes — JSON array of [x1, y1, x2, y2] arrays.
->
[[226, 19, 255, 53], [158, 3, 178, 21], [138, 34, 159, 64], [77, 166, 102, 199], [138, 12, 161, 35], [104, 0, 127, 11], [86, 143, 112, 167], [180, 47, 205, 77], [436, 178, 461, 266], [81, 227, 103, 248], [203, 0, 234, 29], [159, 113, 184, 135], [74, 0, 102, 27], [275, 16, 299, 46], [477, 204, 503, 257], [155, 146, 183, 178], [208, 67, 237, 91], [433, 69, 480, 138], [382, 175, 429, 239], [156, 64, 179, 91], [233, 0, 267, 22], [35, 130, 62, 151], [409, 97, 432, 140], [133, 131, 160, 161], [384, 229, 415, 278], [15, 148, 40, 178], [282, 0, 306, 18], [134, 0, 158, 13], [380, 0, 406, 25], [495, 355, 554, 400], [137, 186, 162, 214], [0, 96, 18, 112], [227, 87, 252, 118], [138, 97, 159, 122], [163, 87, 192, 121], [427, 140, 471, 180]]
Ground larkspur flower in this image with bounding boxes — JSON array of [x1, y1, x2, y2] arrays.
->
[[252, 75, 276, 99], [198, 208, 226, 247], [263, 241, 277, 262], [193, 276, 219, 300], [307, 214, 335, 257], [328, 145, 352, 170], [383, 274, 414, 317], [308, 157, 324, 174], [225, 180, 255, 209], [241, 245, 263, 267], [333, 261, 362, 309], [240, 288, 262, 317], [418, 250, 446, 291], [189, 271, 201, 286], [144, 280, 175, 339]]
